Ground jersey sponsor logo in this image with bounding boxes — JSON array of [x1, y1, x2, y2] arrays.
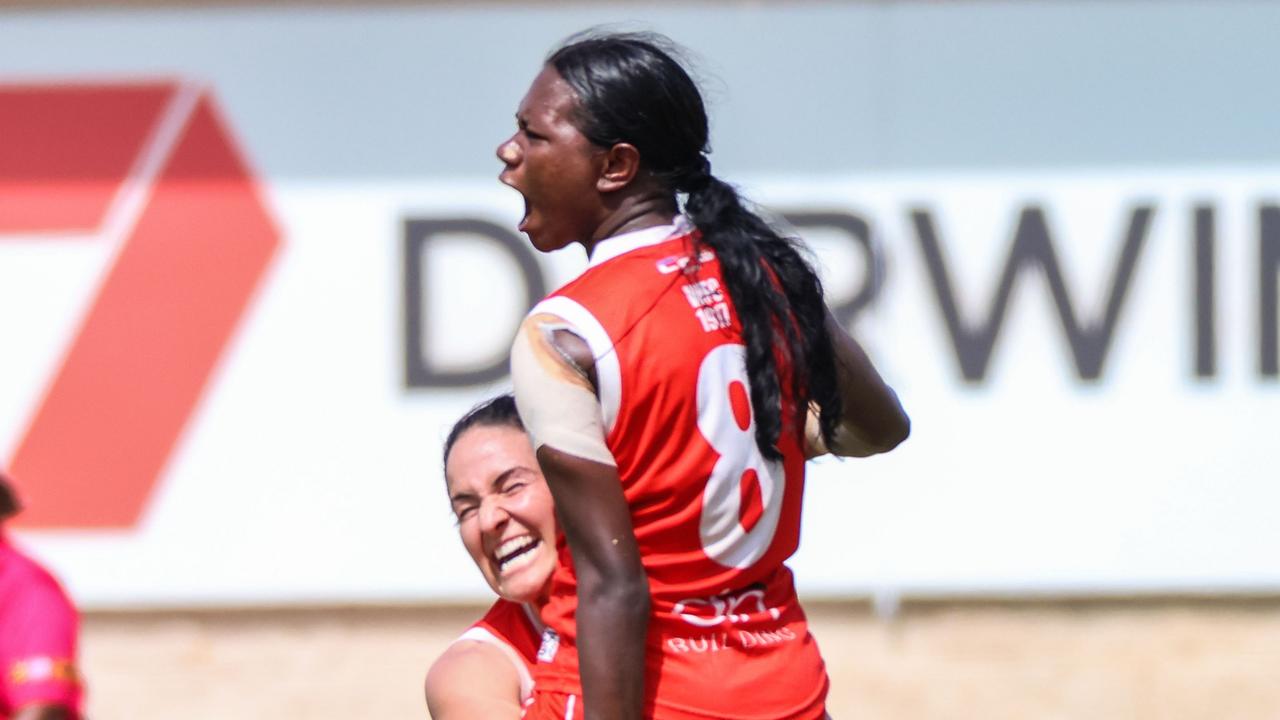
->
[[8, 656, 78, 685], [664, 627, 798, 655], [666, 587, 795, 656], [672, 585, 782, 628], [655, 248, 715, 275], [1, 81, 280, 529]]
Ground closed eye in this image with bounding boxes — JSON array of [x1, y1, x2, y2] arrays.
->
[[517, 116, 546, 142], [451, 501, 478, 524]]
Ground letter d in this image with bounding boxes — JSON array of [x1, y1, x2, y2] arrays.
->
[[402, 218, 546, 388]]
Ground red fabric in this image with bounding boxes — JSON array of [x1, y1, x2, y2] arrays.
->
[[521, 690, 581, 720], [0, 534, 83, 719], [531, 233, 828, 719], [472, 599, 541, 671]]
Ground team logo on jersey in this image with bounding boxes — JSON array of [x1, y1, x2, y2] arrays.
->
[[681, 278, 732, 331], [536, 628, 560, 662]]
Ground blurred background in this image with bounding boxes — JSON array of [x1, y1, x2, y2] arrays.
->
[[2, 0, 1279, 717]]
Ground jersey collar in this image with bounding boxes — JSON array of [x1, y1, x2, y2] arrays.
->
[[587, 215, 693, 268]]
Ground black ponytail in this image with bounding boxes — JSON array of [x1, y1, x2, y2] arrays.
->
[[681, 169, 841, 459], [550, 31, 843, 459]]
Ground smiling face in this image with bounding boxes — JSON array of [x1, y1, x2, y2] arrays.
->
[[496, 65, 607, 253], [444, 424, 557, 605]]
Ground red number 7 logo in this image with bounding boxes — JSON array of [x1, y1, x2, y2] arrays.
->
[[1, 82, 280, 529]]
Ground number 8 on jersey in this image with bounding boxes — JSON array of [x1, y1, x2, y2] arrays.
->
[[696, 343, 786, 569]]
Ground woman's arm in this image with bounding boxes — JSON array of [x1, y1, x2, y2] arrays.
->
[[424, 641, 524, 720], [509, 316, 650, 720], [535, 446, 650, 720], [809, 307, 911, 458]]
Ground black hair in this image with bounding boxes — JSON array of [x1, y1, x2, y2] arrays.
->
[[442, 393, 525, 473], [0, 471, 21, 521], [549, 31, 842, 459]]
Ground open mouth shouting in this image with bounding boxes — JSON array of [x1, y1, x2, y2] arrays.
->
[[497, 160, 535, 239], [494, 534, 542, 576], [517, 195, 531, 234]]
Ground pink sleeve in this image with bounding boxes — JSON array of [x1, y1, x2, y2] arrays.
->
[[0, 577, 82, 714]]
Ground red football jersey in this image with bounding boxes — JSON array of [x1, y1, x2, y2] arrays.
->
[[525, 225, 828, 719], [456, 599, 542, 703]]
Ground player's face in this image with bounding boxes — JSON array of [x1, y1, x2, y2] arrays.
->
[[497, 65, 605, 253], [445, 425, 557, 605]]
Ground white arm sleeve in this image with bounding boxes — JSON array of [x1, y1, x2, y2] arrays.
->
[[509, 312, 617, 467]]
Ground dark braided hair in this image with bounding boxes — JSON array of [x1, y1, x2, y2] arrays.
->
[[549, 31, 842, 460], [442, 393, 525, 473]]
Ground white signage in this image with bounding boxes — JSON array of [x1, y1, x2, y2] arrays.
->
[[4, 161, 1278, 605]]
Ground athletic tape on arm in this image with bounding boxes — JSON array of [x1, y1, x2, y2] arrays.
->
[[510, 312, 616, 467]]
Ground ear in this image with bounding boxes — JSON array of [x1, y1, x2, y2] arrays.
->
[[596, 143, 641, 193]]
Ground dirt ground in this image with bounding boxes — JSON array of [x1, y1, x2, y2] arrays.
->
[[78, 600, 1280, 719]]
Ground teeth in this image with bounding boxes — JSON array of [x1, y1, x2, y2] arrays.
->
[[496, 536, 541, 573], [500, 549, 537, 574], [497, 536, 534, 559]]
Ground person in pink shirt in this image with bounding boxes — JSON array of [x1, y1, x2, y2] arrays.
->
[[0, 472, 83, 720]]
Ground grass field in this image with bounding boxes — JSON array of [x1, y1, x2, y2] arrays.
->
[[80, 600, 1280, 719]]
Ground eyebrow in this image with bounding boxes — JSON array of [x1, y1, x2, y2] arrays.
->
[[448, 466, 533, 505], [490, 466, 531, 491]]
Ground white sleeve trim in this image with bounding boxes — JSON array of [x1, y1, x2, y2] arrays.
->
[[451, 627, 535, 703], [529, 296, 622, 437], [510, 316, 617, 467]]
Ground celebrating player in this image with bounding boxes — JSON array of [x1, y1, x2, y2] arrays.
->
[[0, 472, 84, 720], [498, 31, 910, 719], [424, 395, 556, 719]]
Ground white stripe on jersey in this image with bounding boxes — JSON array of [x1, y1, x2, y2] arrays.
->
[[529, 296, 622, 436], [451, 626, 535, 703]]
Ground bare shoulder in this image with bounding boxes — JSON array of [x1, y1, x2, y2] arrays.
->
[[424, 640, 523, 720]]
